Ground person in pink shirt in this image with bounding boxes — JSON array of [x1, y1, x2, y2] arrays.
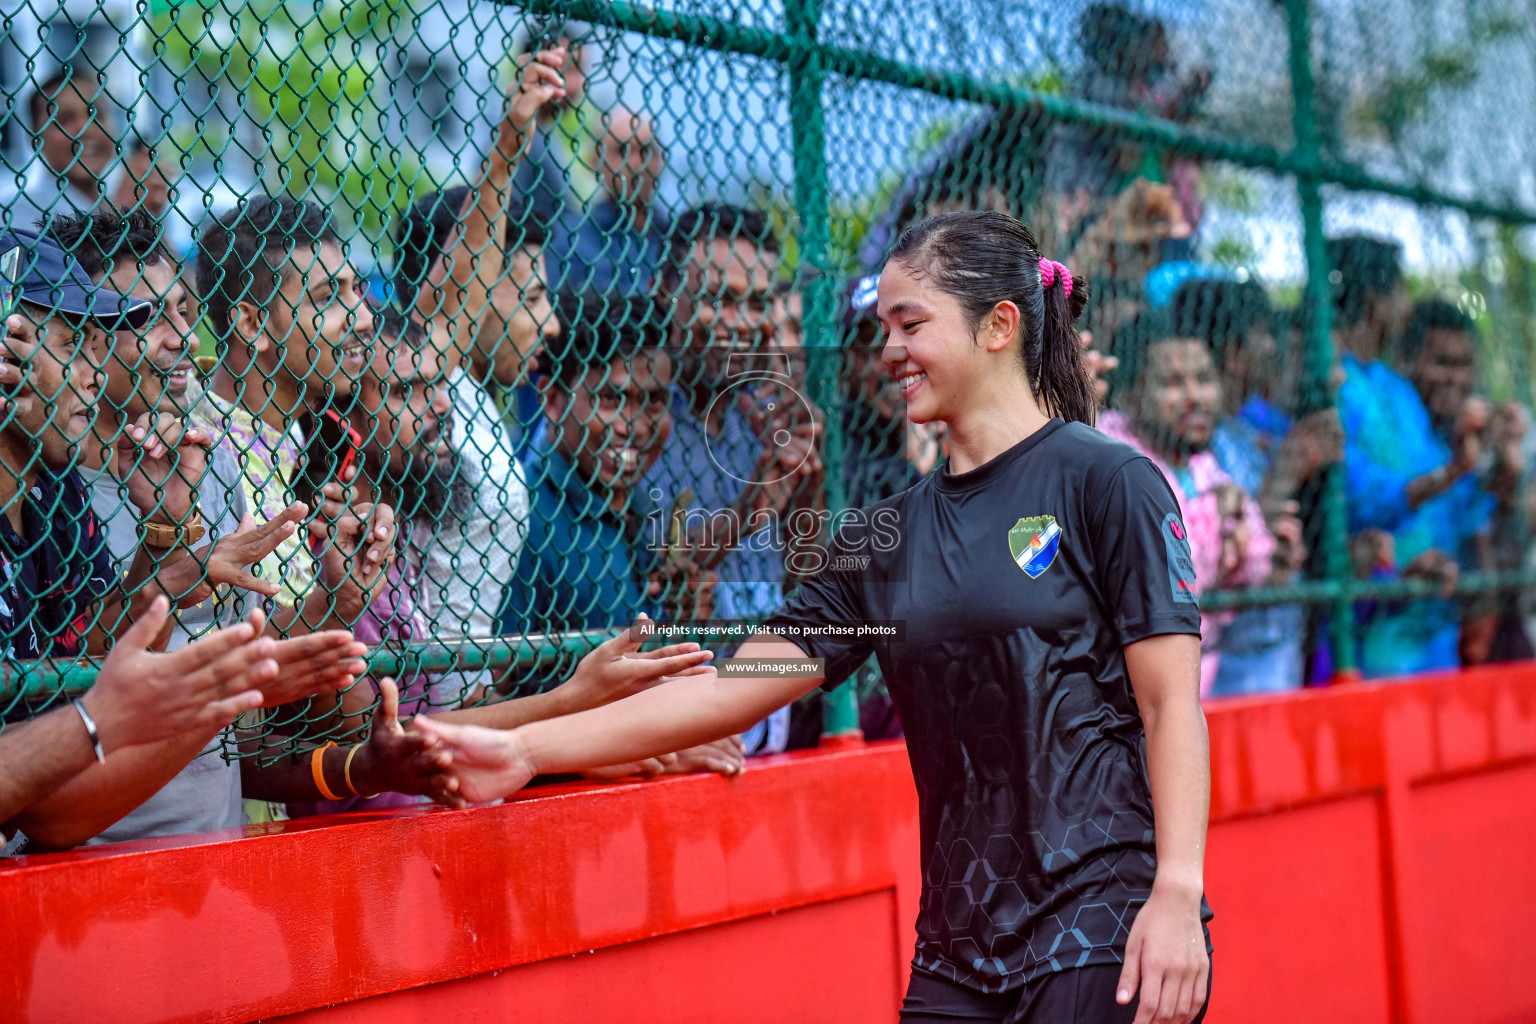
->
[[1099, 310, 1279, 692]]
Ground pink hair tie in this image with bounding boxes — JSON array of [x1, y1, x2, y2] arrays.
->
[[1039, 259, 1073, 298]]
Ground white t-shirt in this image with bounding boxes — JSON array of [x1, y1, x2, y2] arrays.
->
[[408, 366, 529, 706]]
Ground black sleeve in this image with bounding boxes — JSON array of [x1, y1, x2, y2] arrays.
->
[[763, 524, 874, 691], [1088, 456, 1203, 645]]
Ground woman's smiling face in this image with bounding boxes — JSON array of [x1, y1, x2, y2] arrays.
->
[[877, 259, 993, 426]]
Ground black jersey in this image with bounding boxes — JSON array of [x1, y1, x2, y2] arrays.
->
[[765, 419, 1211, 993]]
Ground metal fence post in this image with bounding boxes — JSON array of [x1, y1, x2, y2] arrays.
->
[[785, 0, 857, 739], [1285, 0, 1355, 677]]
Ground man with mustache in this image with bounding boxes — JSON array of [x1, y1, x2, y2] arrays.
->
[[1101, 310, 1277, 693], [328, 309, 727, 784]]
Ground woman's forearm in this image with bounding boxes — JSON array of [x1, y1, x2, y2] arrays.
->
[[519, 631, 817, 776], [1143, 696, 1210, 892], [1125, 635, 1210, 894]]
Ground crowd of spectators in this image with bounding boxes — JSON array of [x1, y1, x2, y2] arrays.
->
[[0, 10, 1533, 851]]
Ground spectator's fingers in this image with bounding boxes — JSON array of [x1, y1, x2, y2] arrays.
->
[[118, 593, 173, 652], [429, 781, 467, 809], [1440, 559, 1460, 598], [270, 632, 366, 666], [697, 752, 742, 775], [533, 45, 568, 68], [594, 625, 641, 660], [166, 614, 262, 673], [228, 518, 299, 565], [523, 59, 566, 93], [217, 566, 282, 597], [198, 688, 268, 729], [375, 677, 402, 732], [183, 643, 278, 701]]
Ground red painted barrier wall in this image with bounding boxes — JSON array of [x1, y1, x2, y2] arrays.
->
[[3, 666, 1536, 1024]]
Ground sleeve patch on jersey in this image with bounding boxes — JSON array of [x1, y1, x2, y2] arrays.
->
[[1162, 512, 1198, 603]]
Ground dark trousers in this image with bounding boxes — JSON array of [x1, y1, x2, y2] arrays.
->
[[901, 962, 1212, 1024]]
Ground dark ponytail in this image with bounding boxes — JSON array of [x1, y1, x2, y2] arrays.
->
[[888, 210, 1097, 425]]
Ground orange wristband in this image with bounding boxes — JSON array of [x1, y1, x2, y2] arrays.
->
[[310, 741, 342, 801]]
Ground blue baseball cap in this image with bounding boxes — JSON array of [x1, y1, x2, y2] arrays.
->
[[0, 227, 153, 330]]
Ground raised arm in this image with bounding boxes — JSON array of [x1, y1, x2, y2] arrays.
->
[[414, 629, 821, 804], [419, 45, 567, 370]]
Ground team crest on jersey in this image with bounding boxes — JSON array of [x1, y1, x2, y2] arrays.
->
[[1008, 516, 1061, 578]]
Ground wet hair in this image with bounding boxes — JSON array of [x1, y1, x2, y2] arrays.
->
[[1400, 298, 1478, 364], [47, 208, 173, 280], [1326, 234, 1403, 329], [195, 194, 341, 342], [887, 210, 1096, 425], [548, 291, 669, 387], [392, 186, 547, 311], [660, 203, 778, 294], [1171, 278, 1272, 371]]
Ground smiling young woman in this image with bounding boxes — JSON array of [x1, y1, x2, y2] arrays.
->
[[413, 211, 1214, 1024]]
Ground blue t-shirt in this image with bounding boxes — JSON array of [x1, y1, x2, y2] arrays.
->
[[640, 388, 786, 620], [1210, 397, 1291, 497], [1209, 399, 1305, 693], [503, 429, 661, 639], [1338, 354, 1494, 677], [546, 200, 666, 295]]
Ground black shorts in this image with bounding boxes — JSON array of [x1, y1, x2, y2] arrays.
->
[[900, 962, 1212, 1024]]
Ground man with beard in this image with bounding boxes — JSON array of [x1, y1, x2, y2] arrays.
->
[[1101, 310, 1276, 693], [331, 309, 736, 784]]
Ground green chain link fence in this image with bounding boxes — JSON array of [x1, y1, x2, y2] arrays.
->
[[1, 0, 1535, 758]]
